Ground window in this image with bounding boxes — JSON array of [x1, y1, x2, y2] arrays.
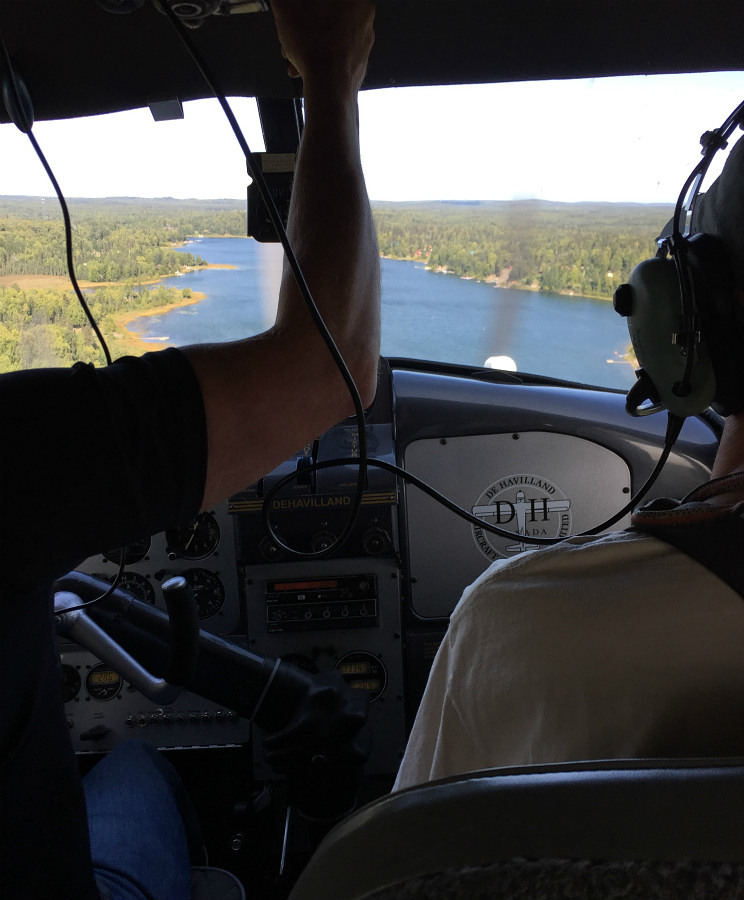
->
[[2, 71, 742, 386]]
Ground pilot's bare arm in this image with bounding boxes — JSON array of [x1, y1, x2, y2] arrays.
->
[[182, 0, 380, 511]]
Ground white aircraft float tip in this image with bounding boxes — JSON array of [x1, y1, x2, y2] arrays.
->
[[484, 355, 517, 371]]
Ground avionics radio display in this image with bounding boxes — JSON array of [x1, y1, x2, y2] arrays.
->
[[265, 575, 378, 632]]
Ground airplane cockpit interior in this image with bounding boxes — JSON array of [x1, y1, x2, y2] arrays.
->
[[1, 2, 743, 898]]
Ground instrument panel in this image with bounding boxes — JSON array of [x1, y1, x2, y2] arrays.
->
[[73, 506, 241, 636], [60, 500, 249, 753], [232, 368, 406, 777], [59, 360, 720, 773], [60, 646, 252, 753]]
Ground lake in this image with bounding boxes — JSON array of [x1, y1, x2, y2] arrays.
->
[[127, 237, 637, 391]]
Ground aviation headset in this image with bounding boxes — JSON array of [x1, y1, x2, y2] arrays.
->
[[614, 100, 744, 419]]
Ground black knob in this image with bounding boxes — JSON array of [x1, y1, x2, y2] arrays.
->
[[311, 531, 337, 553], [259, 537, 284, 562], [362, 528, 391, 556]]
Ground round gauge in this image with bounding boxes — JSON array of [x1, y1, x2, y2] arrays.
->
[[85, 664, 122, 701], [61, 664, 81, 703], [166, 512, 220, 560], [335, 651, 387, 702], [113, 571, 156, 606], [103, 537, 151, 566], [182, 568, 225, 619]]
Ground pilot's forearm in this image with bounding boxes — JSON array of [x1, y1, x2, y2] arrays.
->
[[183, 1, 380, 510], [275, 78, 381, 412], [272, 0, 380, 411]]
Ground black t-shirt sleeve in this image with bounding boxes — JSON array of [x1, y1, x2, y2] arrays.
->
[[1, 348, 208, 589]]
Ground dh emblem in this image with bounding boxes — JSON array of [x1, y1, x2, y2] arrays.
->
[[471, 474, 572, 560]]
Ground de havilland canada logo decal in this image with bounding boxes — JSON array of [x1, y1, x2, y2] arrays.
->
[[471, 473, 572, 560]]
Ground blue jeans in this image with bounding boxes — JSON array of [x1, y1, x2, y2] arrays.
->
[[84, 741, 202, 900]]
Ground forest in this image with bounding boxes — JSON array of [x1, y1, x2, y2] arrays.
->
[[372, 200, 673, 298], [0, 197, 246, 372], [0, 281, 201, 372], [0, 196, 245, 281], [1, 195, 670, 372]]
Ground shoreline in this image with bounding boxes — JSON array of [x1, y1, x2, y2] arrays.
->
[[0, 263, 234, 354], [117, 257, 633, 361], [111, 291, 208, 353], [113, 261, 237, 349], [384, 255, 614, 303], [384, 254, 636, 365], [3, 256, 633, 365], [0, 261, 235, 292]]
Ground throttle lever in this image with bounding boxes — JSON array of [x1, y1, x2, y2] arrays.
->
[[160, 575, 200, 687], [54, 575, 199, 705]]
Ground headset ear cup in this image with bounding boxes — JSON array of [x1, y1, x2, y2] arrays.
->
[[618, 254, 716, 418]]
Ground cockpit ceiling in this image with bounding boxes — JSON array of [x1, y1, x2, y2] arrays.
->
[[0, 0, 742, 124]]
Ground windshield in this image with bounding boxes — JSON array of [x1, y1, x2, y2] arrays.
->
[[1, 71, 743, 388]]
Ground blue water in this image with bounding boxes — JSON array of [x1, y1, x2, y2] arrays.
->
[[128, 237, 636, 391]]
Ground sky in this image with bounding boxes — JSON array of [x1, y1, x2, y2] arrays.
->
[[1, 70, 743, 205]]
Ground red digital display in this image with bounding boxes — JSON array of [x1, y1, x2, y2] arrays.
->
[[272, 579, 339, 592]]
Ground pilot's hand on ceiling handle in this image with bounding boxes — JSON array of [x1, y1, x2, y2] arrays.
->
[[183, 0, 380, 511], [272, 0, 376, 94]]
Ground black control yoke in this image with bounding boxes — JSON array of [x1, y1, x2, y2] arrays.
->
[[54, 571, 370, 819], [55, 574, 200, 705]]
